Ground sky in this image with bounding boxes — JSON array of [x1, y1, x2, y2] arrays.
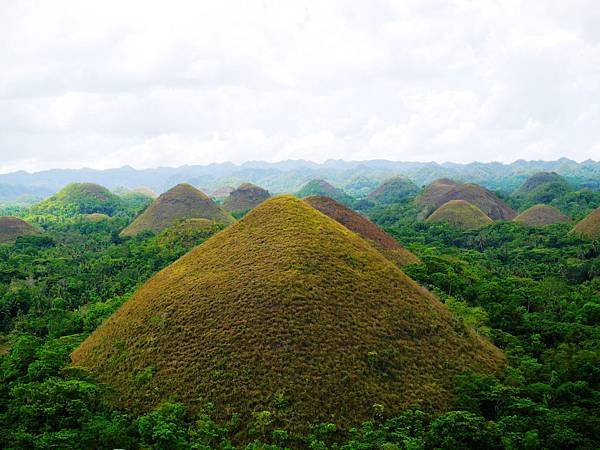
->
[[0, 0, 599, 173]]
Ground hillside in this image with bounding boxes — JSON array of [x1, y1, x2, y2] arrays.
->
[[513, 172, 573, 206], [211, 186, 235, 198], [31, 182, 123, 216], [426, 200, 494, 230], [368, 176, 419, 204], [416, 179, 516, 220], [571, 207, 600, 240], [514, 204, 571, 227], [304, 195, 420, 265], [222, 183, 271, 213], [0, 216, 40, 243], [72, 195, 504, 433], [120, 183, 234, 237], [296, 179, 354, 205]]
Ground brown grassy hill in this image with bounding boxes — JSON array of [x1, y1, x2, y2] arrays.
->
[[120, 183, 234, 237], [0, 216, 40, 243], [571, 207, 600, 240], [514, 204, 571, 227], [426, 200, 493, 230], [73, 196, 504, 433], [304, 195, 420, 266], [222, 183, 271, 213], [416, 179, 516, 220]]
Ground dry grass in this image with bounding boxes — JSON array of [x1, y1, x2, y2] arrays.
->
[[222, 183, 271, 213], [305, 195, 420, 266], [72, 196, 504, 434], [120, 183, 234, 237], [514, 204, 571, 227], [426, 200, 493, 230], [0, 216, 40, 244], [571, 207, 600, 240]]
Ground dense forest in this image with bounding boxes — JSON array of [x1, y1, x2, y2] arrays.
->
[[0, 170, 599, 449]]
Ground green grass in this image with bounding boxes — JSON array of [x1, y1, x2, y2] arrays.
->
[[426, 200, 493, 230], [31, 182, 124, 216]]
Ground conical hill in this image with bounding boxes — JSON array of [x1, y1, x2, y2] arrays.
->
[[32, 182, 123, 216], [120, 183, 234, 237], [305, 195, 420, 266], [222, 183, 271, 213], [571, 207, 600, 240], [514, 204, 571, 227], [0, 217, 40, 243], [73, 196, 504, 432], [426, 200, 493, 230], [368, 176, 419, 204]]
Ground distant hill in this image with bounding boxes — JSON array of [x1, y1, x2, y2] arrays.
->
[[120, 183, 234, 237], [296, 179, 354, 205], [571, 207, 600, 240], [368, 176, 419, 204], [72, 196, 504, 434], [417, 179, 516, 220], [0, 216, 40, 243], [31, 182, 123, 216], [426, 200, 494, 230], [514, 204, 571, 227], [222, 183, 270, 214], [513, 172, 573, 206], [210, 186, 235, 198]]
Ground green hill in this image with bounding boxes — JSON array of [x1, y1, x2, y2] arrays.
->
[[120, 183, 234, 237], [72, 196, 504, 434], [31, 182, 123, 216], [514, 204, 571, 227], [571, 207, 600, 240], [305, 195, 420, 266], [368, 176, 419, 204], [222, 183, 270, 214], [426, 200, 494, 230], [296, 179, 354, 205], [417, 179, 516, 220], [513, 172, 573, 206], [0, 216, 40, 243]]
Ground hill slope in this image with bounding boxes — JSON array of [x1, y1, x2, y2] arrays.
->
[[222, 183, 271, 213], [120, 183, 234, 237], [514, 204, 571, 227], [417, 179, 516, 220], [305, 195, 420, 265], [296, 179, 354, 205], [0, 216, 40, 243], [73, 196, 504, 433], [426, 200, 493, 230], [368, 176, 419, 204], [513, 172, 573, 206], [571, 207, 600, 240], [31, 182, 123, 216]]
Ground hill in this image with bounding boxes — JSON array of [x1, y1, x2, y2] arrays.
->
[[120, 183, 234, 237], [155, 218, 223, 248], [514, 204, 571, 227], [72, 196, 504, 433], [416, 179, 516, 220], [31, 182, 123, 216], [296, 179, 354, 205], [426, 200, 494, 230], [571, 207, 600, 240], [222, 183, 271, 214], [0, 216, 40, 243], [211, 186, 235, 198], [304, 195, 420, 265], [82, 213, 110, 222], [368, 176, 419, 204], [513, 172, 573, 206]]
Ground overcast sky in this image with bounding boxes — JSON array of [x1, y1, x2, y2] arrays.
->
[[0, 0, 599, 173]]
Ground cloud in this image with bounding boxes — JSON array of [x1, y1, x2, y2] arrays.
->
[[0, 0, 598, 172]]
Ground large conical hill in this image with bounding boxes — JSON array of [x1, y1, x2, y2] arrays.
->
[[305, 195, 420, 265], [73, 196, 504, 433], [120, 183, 234, 237], [32, 182, 123, 216], [571, 207, 600, 240], [222, 182, 271, 214], [0, 216, 40, 243], [426, 200, 493, 230], [514, 204, 571, 227]]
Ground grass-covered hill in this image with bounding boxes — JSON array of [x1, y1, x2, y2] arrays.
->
[[368, 176, 419, 205], [416, 178, 516, 220], [512, 171, 573, 206], [120, 183, 234, 237], [155, 218, 223, 248], [72, 195, 504, 434], [210, 186, 235, 198], [571, 206, 600, 240], [222, 183, 271, 214], [0, 216, 40, 243], [304, 195, 420, 266], [426, 200, 494, 230], [296, 179, 354, 205], [513, 204, 571, 227], [31, 182, 124, 216]]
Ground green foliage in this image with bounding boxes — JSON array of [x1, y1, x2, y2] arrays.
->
[[30, 183, 124, 218]]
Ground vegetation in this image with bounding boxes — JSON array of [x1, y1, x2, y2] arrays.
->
[[222, 183, 271, 214], [296, 179, 355, 206], [368, 176, 419, 205], [513, 172, 573, 207], [426, 200, 493, 230], [514, 204, 571, 227], [571, 207, 600, 240], [30, 183, 124, 217]]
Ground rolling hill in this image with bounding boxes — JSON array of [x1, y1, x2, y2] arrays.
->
[[514, 204, 571, 227], [31, 182, 124, 216], [571, 207, 600, 240], [426, 200, 494, 230], [222, 183, 271, 214], [0, 216, 40, 243], [513, 172, 573, 206], [296, 179, 354, 205], [368, 176, 419, 204]]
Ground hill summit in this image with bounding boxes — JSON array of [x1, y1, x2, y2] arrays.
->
[[426, 200, 493, 230], [296, 179, 354, 205], [305, 195, 420, 266], [73, 196, 504, 433], [514, 204, 571, 227], [0, 216, 40, 243], [120, 183, 234, 237], [571, 207, 600, 240], [32, 182, 123, 216], [368, 176, 419, 204], [222, 183, 271, 214], [513, 172, 572, 205], [417, 178, 516, 220]]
